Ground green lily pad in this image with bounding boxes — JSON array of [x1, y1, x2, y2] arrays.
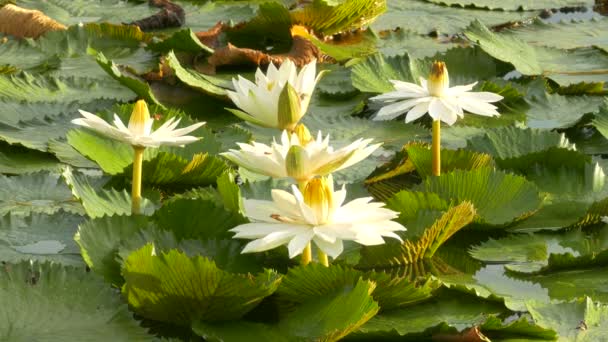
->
[[0, 261, 151, 341]]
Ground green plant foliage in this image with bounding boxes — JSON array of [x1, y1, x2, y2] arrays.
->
[[291, 0, 387, 36], [351, 46, 508, 94], [165, 51, 228, 97], [358, 202, 476, 267], [75, 214, 151, 285], [12, 0, 159, 25], [373, 0, 533, 34], [0, 98, 113, 128], [387, 191, 449, 238], [0, 143, 61, 174], [194, 278, 379, 342], [351, 53, 419, 93], [526, 297, 608, 341], [479, 315, 557, 341], [274, 264, 438, 312], [122, 244, 282, 324], [406, 142, 494, 178], [63, 167, 159, 218], [414, 168, 542, 226], [591, 100, 608, 140], [66, 129, 157, 174], [227, 2, 292, 52], [3, 0, 608, 338], [297, 27, 378, 62], [0, 261, 151, 341], [152, 196, 247, 240], [426, 0, 592, 10], [466, 126, 575, 160], [121, 152, 229, 189], [0, 212, 83, 265], [0, 171, 83, 216], [376, 29, 459, 59], [0, 72, 135, 102], [149, 29, 214, 54], [96, 53, 161, 106], [465, 20, 608, 86], [350, 291, 508, 340], [526, 88, 605, 129], [504, 17, 608, 52]]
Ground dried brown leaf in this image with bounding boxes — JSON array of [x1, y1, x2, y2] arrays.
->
[[0, 4, 66, 38], [205, 36, 321, 73], [195, 22, 225, 49]]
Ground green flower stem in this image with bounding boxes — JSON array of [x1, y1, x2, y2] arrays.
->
[[131, 146, 145, 215], [432, 120, 441, 177], [318, 249, 329, 267], [298, 180, 312, 265]]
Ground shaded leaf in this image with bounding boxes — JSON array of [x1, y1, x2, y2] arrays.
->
[[63, 167, 159, 218], [0, 171, 83, 216], [122, 244, 282, 324], [359, 202, 476, 268], [0, 212, 83, 266], [0, 261, 151, 341]]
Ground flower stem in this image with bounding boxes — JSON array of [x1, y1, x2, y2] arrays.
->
[[297, 179, 312, 265], [318, 250, 329, 267], [131, 146, 145, 215], [301, 244, 312, 265], [432, 119, 441, 177]]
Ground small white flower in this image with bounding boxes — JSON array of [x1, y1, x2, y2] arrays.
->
[[231, 176, 405, 258], [226, 59, 322, 130], [370, 61, 503, 126], [72, 100, 205, 148], [220, 126, 381, 182]]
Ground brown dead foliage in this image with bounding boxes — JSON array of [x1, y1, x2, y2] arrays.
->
[[0, 4, 66, 38], [127, 0, 185, 32], [194, 22, 224, 49], [196, 22, 322, 73], [433, 327, 491, 342]]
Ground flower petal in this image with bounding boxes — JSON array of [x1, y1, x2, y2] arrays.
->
[[374, 98, 429, 121], [287, 229, 315, 258], [312, 235, 344, 258], [404, 101, 430, 123]]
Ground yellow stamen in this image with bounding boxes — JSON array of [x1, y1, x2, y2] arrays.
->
[[128, 100, 151, 136], [302, 176, 334, 225], [294, 123, 313, 146], [428, 61, 449, 97]]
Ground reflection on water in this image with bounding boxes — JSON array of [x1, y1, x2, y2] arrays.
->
[[474, 264, 549, 310]]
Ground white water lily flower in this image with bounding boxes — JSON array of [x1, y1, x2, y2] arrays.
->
[[231, 176, 406, 258], [370, 61, 503, 126], [220, 126, 381, 182], [226, 59, 322, 130], [72, 100, 205, 148]]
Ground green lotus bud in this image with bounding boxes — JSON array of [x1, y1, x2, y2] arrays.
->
[[277, 83, 302, 131]]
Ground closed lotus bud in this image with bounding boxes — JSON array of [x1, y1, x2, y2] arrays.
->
[[427, 61, 449, 97], [128, 100, 152, 136], [302, 176, 334, 224], [277, 83, 303, 131], [285, 145, 308, 181]]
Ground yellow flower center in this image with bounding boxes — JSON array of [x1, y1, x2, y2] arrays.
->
[[128, 99, 152, 136], [427, 61, 449, 97], [294, 123, 313, 146], [303, 176, 333, 224], [267, 81, 276, 91]]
